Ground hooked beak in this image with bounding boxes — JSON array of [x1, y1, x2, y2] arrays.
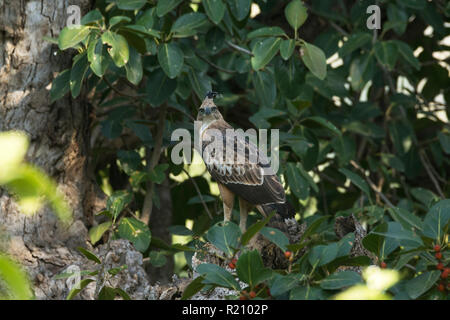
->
[[204, 107, 211, 115]]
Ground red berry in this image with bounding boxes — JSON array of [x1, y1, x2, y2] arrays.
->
[[380, 262, 387, 269], [436, 262, 444, 270], [249, 291, 256, 298], [266, 288, 271, 296], [284, 251, 292, 259], [231, 258, 237, 265], [437, 283, 445, 292], [441, 268, 449, 279], [435, 252, 443, 260], [433, 244, 441, 252], [228, 262, 236, 269], [239, 295, 247, 300]]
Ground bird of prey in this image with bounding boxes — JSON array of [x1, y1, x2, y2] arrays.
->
[[196, 92, 294, 232]]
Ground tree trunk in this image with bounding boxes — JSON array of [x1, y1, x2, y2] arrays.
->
[[0, 0, 100, 299]]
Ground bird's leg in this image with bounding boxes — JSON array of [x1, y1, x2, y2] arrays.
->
[[238, 198, 249, 233], [218, 183, 234, 223]]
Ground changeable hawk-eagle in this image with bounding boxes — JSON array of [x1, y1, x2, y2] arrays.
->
[[196, 92, 294, 232]]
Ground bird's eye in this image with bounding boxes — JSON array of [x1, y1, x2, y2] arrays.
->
[[211, 107, 217, 111], [199, 109, 205, 113]]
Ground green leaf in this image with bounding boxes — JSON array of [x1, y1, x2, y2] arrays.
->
[[260, 227, 289, 251], [251, 37, 281, 70], [393, 40, 420, 70], [349, 54, 374, 91], [50, 69, 71, 103], [228, 0, 251, 21], [171, 13, 208, 37], [109, 16, 131, 28], [247, 27, 287, 40], [422, 199, 450, 241], [203, 0, 225, 24], [301, 116, 341, 136], [290, 286, 324, 300], [156, 0, 183, 17], [98, 286, 117, 300], [81, 9, 104, 25], [236, 250, 272, 287], [0, 254, 33, 300], [89, 221, 112, 245], [241, 212, 275, 246], [339, 32, 371, 57], [118, 217, 151, 252], [270, 274, 303, 296], [388, 207, 423, 232], [405, 271, 440, 299], [66, 279, 95, 300], [206, 221, 241, 257], [308, 243, 339, 267], [188, 68, 212, 100], [374, 41, 399, 70], [88, 38, 110, 77], [181, 276, 206, 300], [106, 190, 133, 219], [58, 25, 91, 50], [157, 43, 184, 79], [145, 69, 177, 106], [77, 247, 101, 264], [284, 0, 308, 30], [320, 271, 362, 290], [280, 39, 295, 60], [438, 132, 450, 154], [101, 31, 129, 67], [70, 53, 89, 98], [116, 0, 146, 10], [196, 263, 240, 290], [286, 162, 309, 200], [301, 41, 327, 80], [252, 70, 276, 109], [287, 216, 329, 252], [114, 288, 131, 300], [338, 168, 370, 198]]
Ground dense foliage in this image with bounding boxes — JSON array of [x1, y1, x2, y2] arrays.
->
[[44, 0, 450, 299]]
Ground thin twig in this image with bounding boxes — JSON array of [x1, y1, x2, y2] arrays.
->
[[182, 168, 213, 219], [418, 150, 445, 198], [103, 77, 145, 100], [350, 160, 395, 208], [196, 53, 236, 74], [141, 104, 167, 225], [226, 41, 254, 56]]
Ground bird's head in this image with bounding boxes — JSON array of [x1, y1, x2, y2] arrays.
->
[[197, 91, 223, 122]]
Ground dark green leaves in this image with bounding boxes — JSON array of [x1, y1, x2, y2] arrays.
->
[[106, 190, 133, 220], [405, 271, 441, 299], [203, 0, 225, 24], [251, 37, 281, 70], [260, 227, 289, 251], [157, 43, 184, 79], [50, 69, 71, 102], [286, 162, 309, 200], [374, 41, 399, 70], [228, 0, 251, 21], [116, 0, 146, 11], [339, 168, 370, 198], [236, 250, 272, 287], [125, 47, 143, 85], [280, 39, 295, 60], [196, 263, 240, 290], [171, 13, 208, 38], [101, 31, 129, 67], [118, 217, 151, 252], [301, 42, 327, 80], [146, 69, 177, 106], [320, 271, 362, 290], [58, 26, 91, 50], [206, 221, 241, 257], [285, 0, 308, 30], [339, 33, 371, 57], [70, 53, 89, 98], [156, 0, 183, 17], [422, 200, 450, 241]]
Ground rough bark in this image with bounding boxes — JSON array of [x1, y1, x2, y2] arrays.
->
[[0, 0, 102, 299]]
